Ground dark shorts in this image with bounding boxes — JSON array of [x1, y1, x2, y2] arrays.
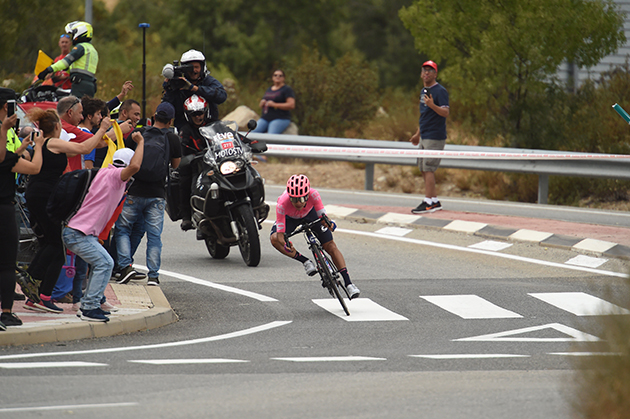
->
[[271, 207, 333, 244]]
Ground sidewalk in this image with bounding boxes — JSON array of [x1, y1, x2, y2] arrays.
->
[[2, 201, 628, 346], [1, 282, 178, 346]]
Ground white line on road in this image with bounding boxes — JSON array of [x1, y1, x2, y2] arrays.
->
[[0, 403, 138, 413], [0, 321, 292, 361], [548, 352, 622, 356], [272, 356, 386, 362], [420, 295, 523, 319], [529, 292, 630, 316], [135, 265, 278, 302], [454, 323, 601, 342], [409, 354, 529, 359], [129, 359, 249, 365], [0, 361, 107, 369], [312, 298, 409, 321]]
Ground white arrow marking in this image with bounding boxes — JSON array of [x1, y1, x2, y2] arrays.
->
[[454, 323, 600, 342]]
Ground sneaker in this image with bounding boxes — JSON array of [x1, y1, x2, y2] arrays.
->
[[411, 201, 441, 214], [303, 260, 317, 277], [110, 271, 121, 281], [101, 301, 119, 312], [71, 302, 80, 312], [78, 308, 109, 322], [54, 293, 73, 304], [147, 277, 160, 286], [1, 312, 23, 326], [98, 307, 111, 316], [39, 299, 64, 313], [116, 265, 137, 285], [0, 320, 5, 332], [15, 270, 40, 303], [13, 292, 26, 301], [24, 299, 48, 313], [346, 284, 361, 300], [130, 271, 147, 281]]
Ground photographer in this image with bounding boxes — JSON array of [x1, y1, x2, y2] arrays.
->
[[161, 49, 227, 132]]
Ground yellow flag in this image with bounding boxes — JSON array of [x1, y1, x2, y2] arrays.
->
[[100, 121, 126, 168], [34, 50, 53, 75]]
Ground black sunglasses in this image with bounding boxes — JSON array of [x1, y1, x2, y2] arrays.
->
[[289, 196, 308, 203]]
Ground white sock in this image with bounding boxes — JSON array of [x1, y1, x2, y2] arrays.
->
[[431, 197, 439, 204], [424, 197, 432, 204]]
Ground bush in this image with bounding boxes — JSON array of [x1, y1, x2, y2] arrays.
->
[[289, 46, 379, 137]]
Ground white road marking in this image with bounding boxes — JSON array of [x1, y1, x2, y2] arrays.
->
[[409, 354, 529, 359], [529, 292, 630, 316], [129, 359, 249, 365], [565, 255, 607, 268], [454, 323, 601, 342], [420, 295, 523, 319], [0, 361, 107, 369], [0, 403, 138, 413], [312, 298, 408, 321], [135, 265, 277, 302], [0, 321, 291, 361], [468, 240, 513, 252], [375, 226, 413, 236], [272, 356, 386, 362], [549, 352, 622, 356]]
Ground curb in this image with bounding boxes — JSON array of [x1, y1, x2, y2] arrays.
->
[[324, 205, 630, 261], [0, 285, 178, 347]]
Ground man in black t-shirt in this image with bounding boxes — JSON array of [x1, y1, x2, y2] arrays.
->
[[114, 103, 181, 286]]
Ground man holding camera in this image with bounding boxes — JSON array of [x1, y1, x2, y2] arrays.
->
[[161, 49, 227, 132]]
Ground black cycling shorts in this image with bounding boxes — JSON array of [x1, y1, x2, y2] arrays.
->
[[271, 207, 333, 244]]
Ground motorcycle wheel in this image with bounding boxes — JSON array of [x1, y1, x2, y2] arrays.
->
[[205, 236, 230, 259], [234, 204, 261, 267]]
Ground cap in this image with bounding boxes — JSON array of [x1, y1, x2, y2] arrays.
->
[[422, 60, 438, 73], [112, 148, 135, 167], [155, 102, 175, 120], [0, 87, 17, 102]]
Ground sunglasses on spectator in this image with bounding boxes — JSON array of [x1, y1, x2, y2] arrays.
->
[[60, 34, 71, 39], [289, 196, 308, 203]]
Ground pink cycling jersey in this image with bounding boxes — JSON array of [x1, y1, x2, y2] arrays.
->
[[275, 189, 326, 233]]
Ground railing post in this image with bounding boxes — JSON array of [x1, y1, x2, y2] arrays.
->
[[538, 174, 549, 204], [365, 163, 374, 190]]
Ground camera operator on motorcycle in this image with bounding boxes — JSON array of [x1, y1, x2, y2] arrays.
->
[[270, 174, 361, 300], [161, 49, 227, 132], [178, 94, 211, 231]]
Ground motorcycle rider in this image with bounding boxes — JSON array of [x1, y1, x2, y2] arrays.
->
[[37, 21, 98, 98], [179, 94, 211, 231], [270, 174, 361, 300], [162, 49, 227, 132]]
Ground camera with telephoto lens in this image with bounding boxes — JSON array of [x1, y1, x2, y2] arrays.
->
[[162, 61, 195, 90]]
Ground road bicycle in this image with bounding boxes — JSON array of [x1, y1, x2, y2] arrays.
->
[[285, 217, 351, 316]]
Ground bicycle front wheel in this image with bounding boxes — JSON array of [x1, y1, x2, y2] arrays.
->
[[312, 246, 350, 316]]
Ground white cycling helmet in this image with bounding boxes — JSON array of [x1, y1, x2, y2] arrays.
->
[[65, 21, 93, 44], [180, 49, 207, 73]]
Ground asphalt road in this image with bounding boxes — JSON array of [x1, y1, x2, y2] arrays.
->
[[0, 192, 628, 418]]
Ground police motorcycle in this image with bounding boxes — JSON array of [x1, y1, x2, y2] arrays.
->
[[181, 120, 268, 267]]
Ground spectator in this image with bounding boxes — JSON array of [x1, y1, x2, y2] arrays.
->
[[94, 99, 139, 167], [114, 102, 181, 286], [78, 96, 107, 169], [252, 69, 296, 134], [106, 80, 134, 113], [50, 34, 73, 90], [410, 60, 450, 214], [0, 114, 44, 329], [162, 49, 227, 132], [63, 142, 143, 322], [21, 108, 111, 313], [37, 21, 98, 98]]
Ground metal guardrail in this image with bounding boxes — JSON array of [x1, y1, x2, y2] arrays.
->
[[249, 133, 630, 204]]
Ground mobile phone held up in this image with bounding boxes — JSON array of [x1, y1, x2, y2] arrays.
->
[[6, 99, 16, 117], [422, 88, 431, 98]]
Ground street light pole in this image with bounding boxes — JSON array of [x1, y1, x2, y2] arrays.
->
[[139, 23, 150, 123]]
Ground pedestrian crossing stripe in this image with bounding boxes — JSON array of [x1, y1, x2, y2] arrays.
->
[[529, 292, 630, 316], [312, 298, 409, 321], [453, 323, 600, 342], [420, 295, 522, 319]]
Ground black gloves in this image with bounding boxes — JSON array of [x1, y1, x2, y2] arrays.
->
[[37, 66, 53, 81]]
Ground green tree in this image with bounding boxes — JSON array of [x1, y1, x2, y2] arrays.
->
[[399, 0, 626, 148]]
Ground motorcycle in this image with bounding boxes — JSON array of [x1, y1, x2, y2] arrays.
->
[[169, 119, 269, 267]]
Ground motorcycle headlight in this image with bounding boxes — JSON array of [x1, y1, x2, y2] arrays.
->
[[220, 160, 239, 175]]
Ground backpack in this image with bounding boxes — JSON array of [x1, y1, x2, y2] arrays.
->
[[46, 168, 99, 224], [134, 126, 170, 182]]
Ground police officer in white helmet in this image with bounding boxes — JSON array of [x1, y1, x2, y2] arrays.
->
[[161, 49, 227, 132]]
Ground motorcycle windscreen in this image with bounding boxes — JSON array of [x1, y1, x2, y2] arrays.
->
[[199, 122, 245, 163]]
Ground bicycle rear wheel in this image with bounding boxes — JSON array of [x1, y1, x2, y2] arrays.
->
[[312, 246, 350, 316]]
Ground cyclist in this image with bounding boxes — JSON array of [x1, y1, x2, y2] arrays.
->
[[270, 174, 360, 299]]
